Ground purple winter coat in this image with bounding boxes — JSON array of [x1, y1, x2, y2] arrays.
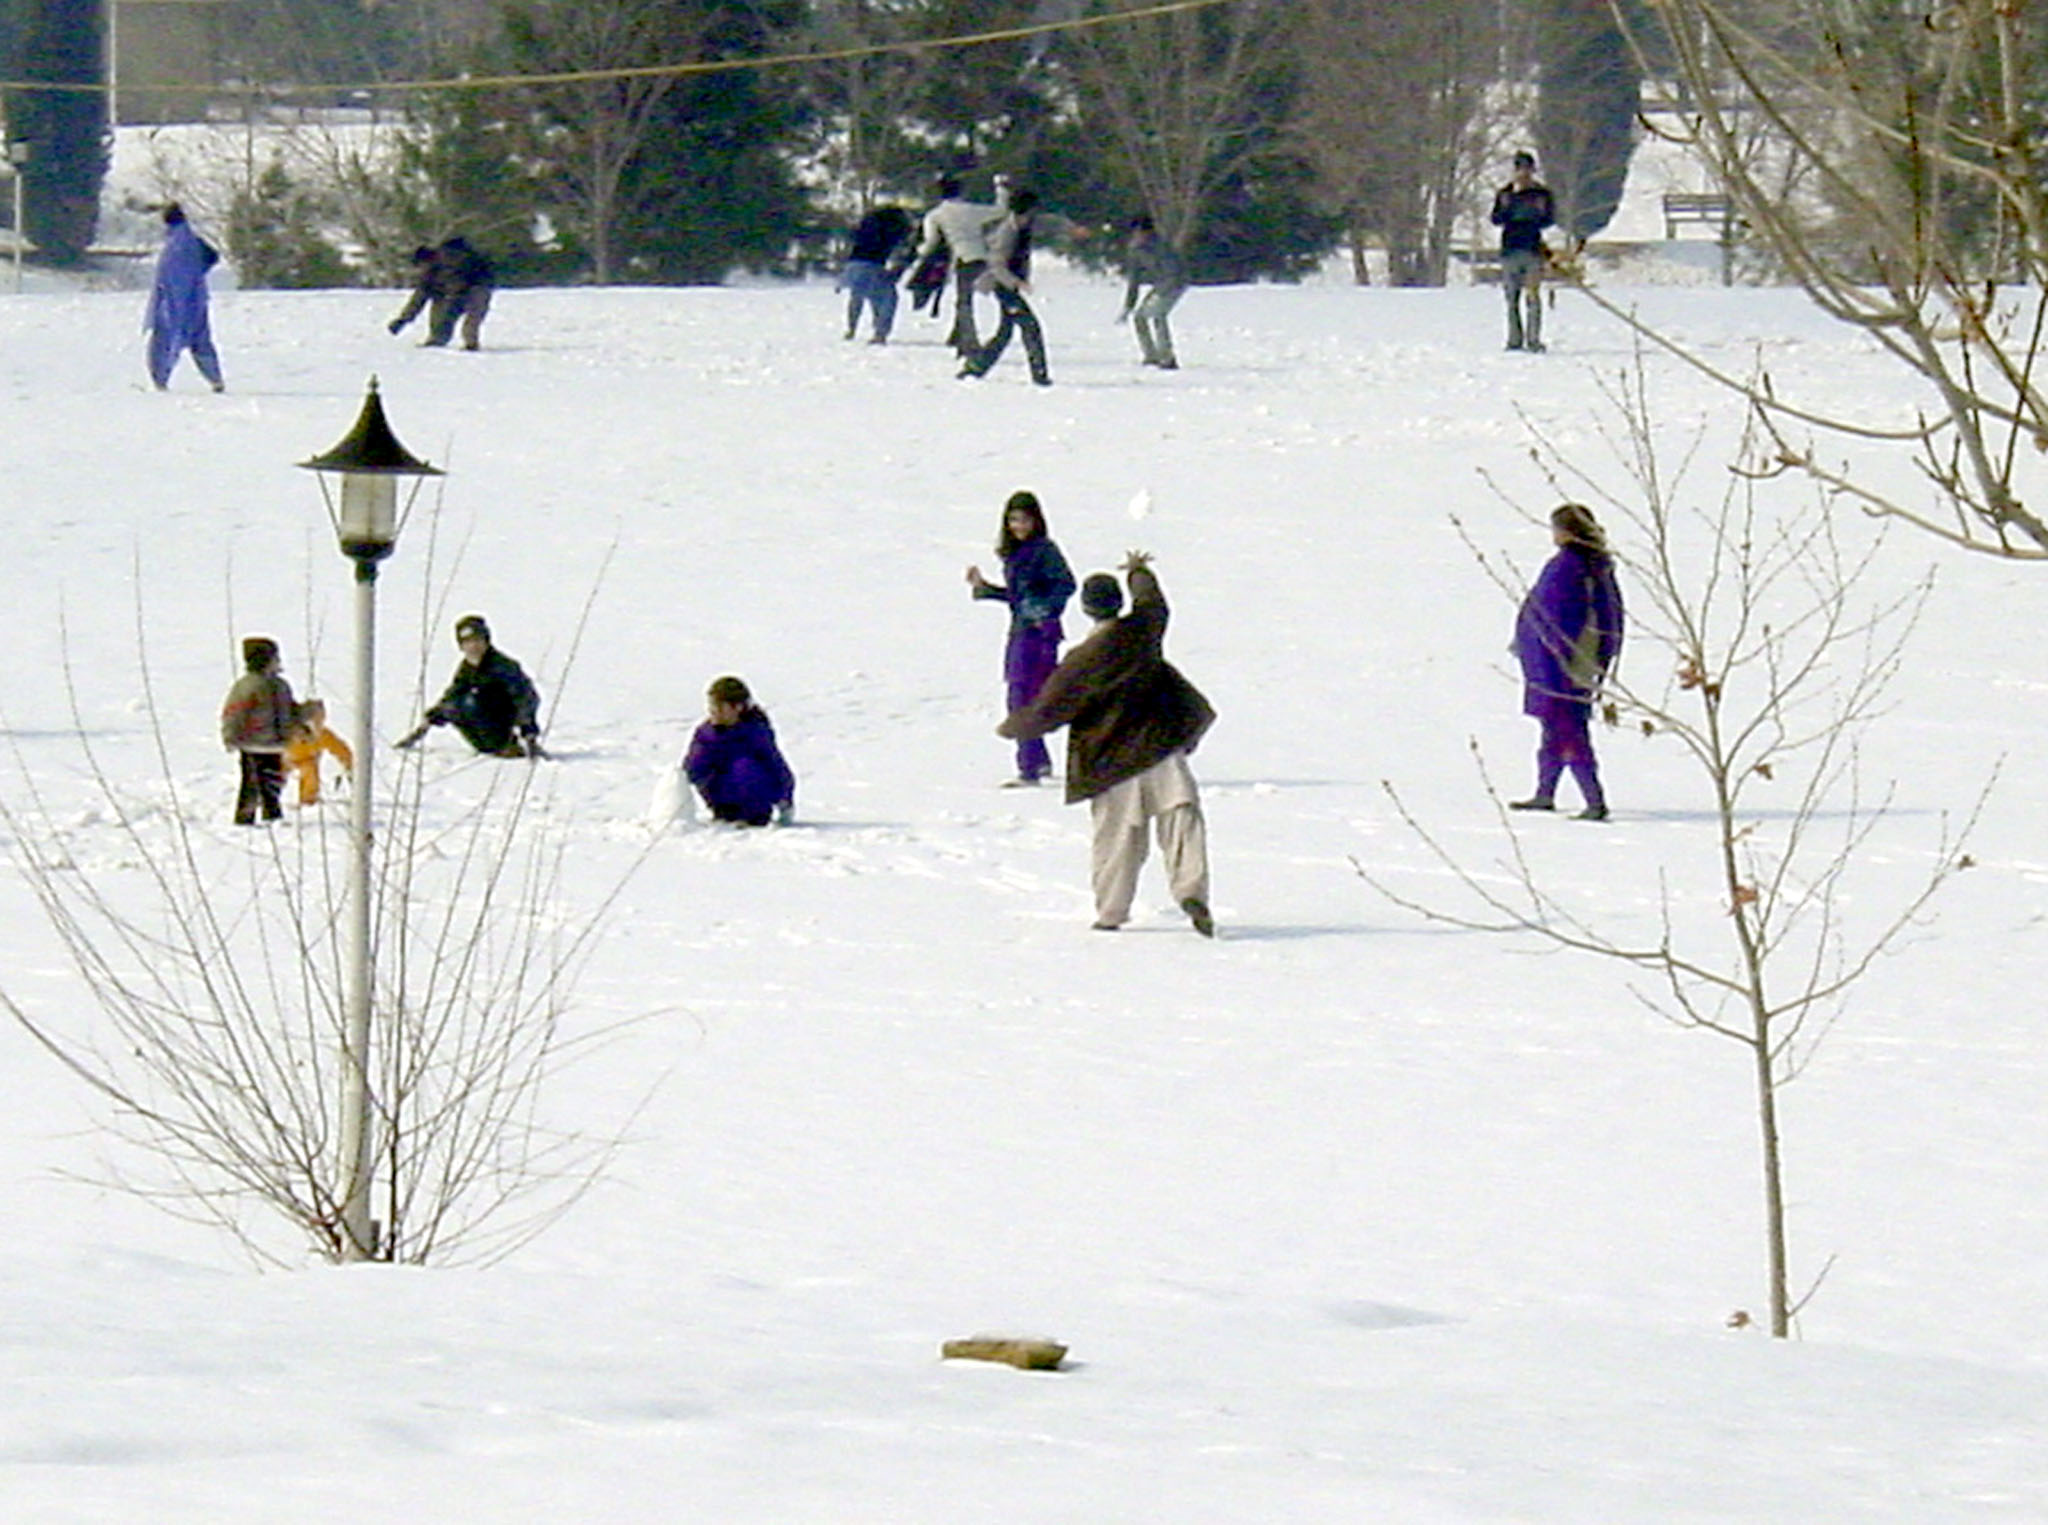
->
[[148, 220, 219, 347], [684, 706, 796, 826], [1515, 544, 1623, 722]]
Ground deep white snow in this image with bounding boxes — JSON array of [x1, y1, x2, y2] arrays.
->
[[1, 256, 2044, 1521]]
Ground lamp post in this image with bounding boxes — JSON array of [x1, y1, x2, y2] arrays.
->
[[300, 379, 441, 1262]]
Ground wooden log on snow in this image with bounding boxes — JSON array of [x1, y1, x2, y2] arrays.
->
[[940, 1335, 1068, 1371]]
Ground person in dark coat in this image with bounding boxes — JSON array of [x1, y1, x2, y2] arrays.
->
[[968, 489, 1076, 785], [1512, 503, 1624, 820], [999, 553, 1216, 935], [1117, 213, 1187, 369], [957, 187, 1050, 386], [841, 205, 914, 344], [397, 614, 543, 758], [389, 237, 496, 350], [1490, 151, 1556, 352], [147, 203, 225, 392], [220, 635, 304, 823], [685, 675, 796, 826]]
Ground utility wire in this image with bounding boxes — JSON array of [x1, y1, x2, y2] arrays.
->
[[1, 0, 1233, 99]]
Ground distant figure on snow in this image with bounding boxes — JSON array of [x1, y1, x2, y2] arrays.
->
[[968, 489, 1075, 785], [147, 203, 225, 392], [284, 697, 354, 807], [841, 205, 914, 344], [389, 236, 496, 350], [1511, 503, 1624, 821], [1490, 150, 1556, 353], [910, 172, 1007, 356], [220, 636, 304, 824], [1117, 214, 1187, 370], [999, 552, 1216, 936], [397, 614, 543, 758], [958, 187, 1050, 386], [685, 675, 796, 826]]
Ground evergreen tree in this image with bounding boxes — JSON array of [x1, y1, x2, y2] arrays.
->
[[8, 0, 108, 264], [1534, 0, 1639, 244]]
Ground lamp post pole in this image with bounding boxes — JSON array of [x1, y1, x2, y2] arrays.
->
[[301, 380, 441, 1262]]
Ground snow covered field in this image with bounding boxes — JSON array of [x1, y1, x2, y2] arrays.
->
[[1, 263, 2045, 1521]]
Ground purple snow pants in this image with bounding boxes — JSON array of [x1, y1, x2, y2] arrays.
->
[[1005, 619, 1062, 781]]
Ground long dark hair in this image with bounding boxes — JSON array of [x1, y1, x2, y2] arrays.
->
[[996, 489, 1048, 558], [1551, 502, 1609, 559]]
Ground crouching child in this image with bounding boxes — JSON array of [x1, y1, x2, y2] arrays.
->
[[685, 676, 795, 826], [284, 698, 355, 806]]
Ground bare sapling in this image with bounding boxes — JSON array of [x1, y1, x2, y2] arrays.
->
[[0, 571, 654, 1267], [1361, 359, 1986, 1336], [1604, 0, 2048, 559]]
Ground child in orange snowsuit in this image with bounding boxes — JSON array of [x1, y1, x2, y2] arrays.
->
[[284, 699, 354, 806]]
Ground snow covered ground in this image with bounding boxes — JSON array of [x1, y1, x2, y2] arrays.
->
[[1, 262, 2045, 1521]]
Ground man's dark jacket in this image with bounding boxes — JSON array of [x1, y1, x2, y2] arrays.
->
[[998, 566, 1214, 803], [426, 647, 539, 752]]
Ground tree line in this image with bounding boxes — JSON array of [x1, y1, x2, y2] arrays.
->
[[9, 0, 1653, 285]]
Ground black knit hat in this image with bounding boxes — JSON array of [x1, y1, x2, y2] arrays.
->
[[1080, 573, 1124, 620], [242, 636, 278, 671], [454, 614, 490, 643]]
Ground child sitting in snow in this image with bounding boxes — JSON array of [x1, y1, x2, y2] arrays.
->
[[684, 676, 795, 827], [283, 698, 354, 807]]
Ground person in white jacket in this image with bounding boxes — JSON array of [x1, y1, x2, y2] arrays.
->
[[912, 172, 1007, 356], [958, 188, 1050, 386]]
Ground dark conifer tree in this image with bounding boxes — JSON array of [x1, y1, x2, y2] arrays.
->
[[8, 0, 108, 264]]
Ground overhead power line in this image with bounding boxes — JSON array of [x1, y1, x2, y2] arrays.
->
[[1, 0, 1233, 100]]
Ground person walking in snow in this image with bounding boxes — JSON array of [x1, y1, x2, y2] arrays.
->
[[841, 205, 914, 344], [999, 552, 1216, 936], [685, 675, 796, 826], [1511, 503, 1624, 821], [220, 635, 304, 824], [146, 203, 225, 392], [968, 489, 1076, 785], [910, 171, 1007, 357], [1117, 214, 1187, 370], [397, 614, 543, 758], [957, 187, 1050, 386], [1491, 151, 1556, 352], [388, 236, 496, 350]]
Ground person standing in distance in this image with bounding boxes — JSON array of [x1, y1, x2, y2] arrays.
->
[[1490, 151, 1555, 353], [1511, 503, 1624, 820], [999, 552, 1216, 936]]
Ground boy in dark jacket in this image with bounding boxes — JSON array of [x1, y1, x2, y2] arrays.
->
[[1490, 151, 1556, 352], [220, 635, 304, 823], [685, 676, 795, 826], [397, 614, 543, 758], [999, 553, 1215, 935]]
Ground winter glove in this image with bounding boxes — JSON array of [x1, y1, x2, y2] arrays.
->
[[387, 318, 405, 335], [394, 725, 428, 749], [775, 802, 793, 826]]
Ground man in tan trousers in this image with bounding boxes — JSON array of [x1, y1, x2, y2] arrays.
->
[[998, 552, 1216, 936]]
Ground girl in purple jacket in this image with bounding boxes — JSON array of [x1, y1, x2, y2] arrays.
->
[[685, 676, 795, 826], [1512, 503, 1624, 820], [966, 490, 1076, 785]]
